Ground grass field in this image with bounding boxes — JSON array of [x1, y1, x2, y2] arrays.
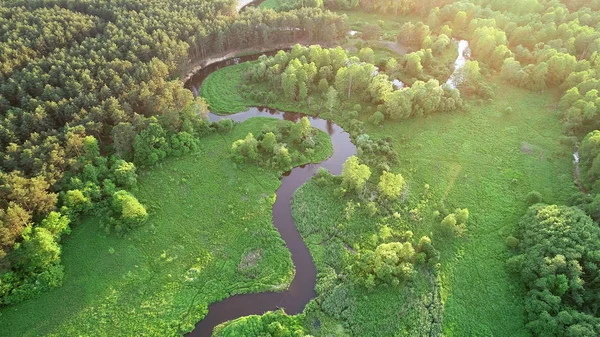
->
[[259, 0, 280, 10], [200, 59, 577, 336], [0, 118, 332, 336], [200, 62, 262, 113], [292, 179, 437, 336], [365, 84, 576, 336], [335, 10, 418, 36]]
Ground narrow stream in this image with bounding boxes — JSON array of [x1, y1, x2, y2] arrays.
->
[[185, 38, 470, 336], [187, 108, 355, 337], [446, 40, 470, 89]]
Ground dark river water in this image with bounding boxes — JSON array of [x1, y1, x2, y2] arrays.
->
[[184, 54, 356, 336], [184, 49, 288, 97]]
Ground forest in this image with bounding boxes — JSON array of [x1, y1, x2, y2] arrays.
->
[[1, 0, 600, 336]]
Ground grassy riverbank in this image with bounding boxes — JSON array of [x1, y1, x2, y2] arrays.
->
[[0, 118, 332, 336], [199, 59, 576, 336], [364, 84, 576, 336]]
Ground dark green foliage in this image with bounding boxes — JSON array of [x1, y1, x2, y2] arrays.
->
[[0, 0, 348, 303], [505, 236, 519, 249], [525, 191, 543, 205], [567, 192, 600, 222], [368, 111, 384, 126], [508, 204, 600, 337], [216, 118, 234, 133], [321, 283, 353, 320], [133, 121, 170, 167], [355, 134, 398, 171]]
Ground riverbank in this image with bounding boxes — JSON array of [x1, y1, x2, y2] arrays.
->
[[180, 43, 301, 84], [197, 49, 576, 336], [0, 118, 334, 336]]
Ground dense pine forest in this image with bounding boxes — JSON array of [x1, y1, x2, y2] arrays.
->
[[1, 0, 600, 336]]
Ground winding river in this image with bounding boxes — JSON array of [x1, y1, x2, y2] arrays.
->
[[185, 38, 470, 336], [185, 58, 356, 336]]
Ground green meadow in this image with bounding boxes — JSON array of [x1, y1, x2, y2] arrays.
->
[[199, 59, 576, 335], [0, 118, 332, 336]]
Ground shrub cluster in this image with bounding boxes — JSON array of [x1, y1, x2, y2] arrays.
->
[[508, 204, 600, 336]]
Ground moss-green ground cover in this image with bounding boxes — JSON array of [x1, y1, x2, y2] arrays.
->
[[200, 57, 577, 336], [259, 0, 281, 10], [0, 118, 332, 336], [365, 85, 576, 336]]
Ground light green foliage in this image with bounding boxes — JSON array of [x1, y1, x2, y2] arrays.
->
[[356, 242, 417, 288], [261, 132, 278, 153], [82, 136, 100, 162], [358, 47, 374, 64], [111, 190, 148, 229], [580, 130, 600, 191], [111, 159, 138, 189], [377, 171, 405, 200], [404, 53, 423, 77], [440, 213, 456, 227], [440, 208, 469, 237], [341, 156, 371, 195], [290, 116, 312, 144], [232, 133, 259, 162], [325, 86, 339, 116], [384, 89, 413, 120], [39, 212, 71, 240], [62, 189, 92, 216], [214, 310, 306, 337], [292, 177, 438, 336], [367, 74, 393, 104], [232, 118, 330, 171], [18, 227, 61, 272], [368, 81, 575, 337]]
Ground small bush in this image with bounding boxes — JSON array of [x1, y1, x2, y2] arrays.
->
[[505, 235, 519, 249], [368, 111, 385, 126], [525, 191, 543, 205], [111, 190, 148, 231], [215, 118, 233, 133]]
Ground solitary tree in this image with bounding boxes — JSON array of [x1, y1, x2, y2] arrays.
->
[[378, 171, 406, 200], [341, 156, 371, 195]]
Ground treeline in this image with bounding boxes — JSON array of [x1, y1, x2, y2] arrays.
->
[[507, 205, 600, 336], [419, 0, 600, 138], [245, 45, 463, 123], [323, 0, 452, 16], [412, 1, 600, 335], [0, 0, 347, 305], [0, 95, 235, 305], [343, 0, 600, 137]]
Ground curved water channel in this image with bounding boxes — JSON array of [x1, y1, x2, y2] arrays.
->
[[185, 39, 470, 336], [186, 59, 357, 337]]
